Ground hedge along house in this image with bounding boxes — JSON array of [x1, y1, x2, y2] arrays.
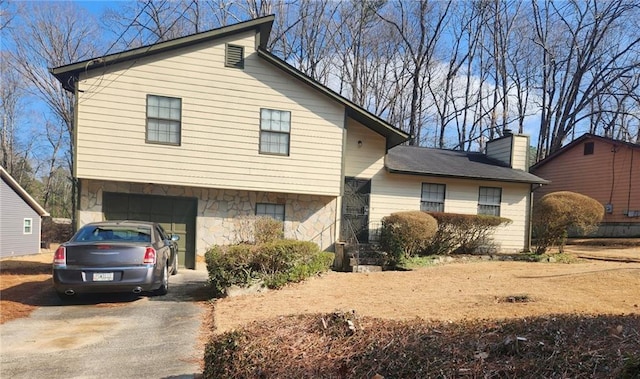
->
[[1, 167, 50, 257], [531, 133, 640, 237], [51, 16, 547, 269]]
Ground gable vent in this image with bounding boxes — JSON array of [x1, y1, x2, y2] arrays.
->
[[225, 44, 244, 69]]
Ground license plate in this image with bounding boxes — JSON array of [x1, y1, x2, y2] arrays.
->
[[93, 272, 114, 281]]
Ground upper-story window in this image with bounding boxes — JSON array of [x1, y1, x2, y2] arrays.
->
[[225, 44, 244, 69], [23, 218, 33, 234], [478, 186, 502, 216], [584, 142, 594, 155], [420, 183, 445, 212], [147, 95, 181, 145], [260, 108, 290, 156]]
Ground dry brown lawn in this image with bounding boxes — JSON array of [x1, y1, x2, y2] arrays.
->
[[0, 252, 55, 324], [212, 246, 640, 333]]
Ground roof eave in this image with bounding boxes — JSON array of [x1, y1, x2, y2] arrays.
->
[[385, 167, 549, 185], [50, 15, 276, 92], [256, 48, 409, 149], [0, 167, 50, 217]]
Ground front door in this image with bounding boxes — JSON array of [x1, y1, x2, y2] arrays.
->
[[341, 177, 371, 243]]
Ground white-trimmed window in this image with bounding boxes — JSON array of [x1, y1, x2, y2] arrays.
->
[[478, 187, 502, 216], [23, 218, 33, 234], [147, 95, 181, 145], [259, 109, 290, 156], [420, 183, 445, 212], [256, 203, 285, 222]]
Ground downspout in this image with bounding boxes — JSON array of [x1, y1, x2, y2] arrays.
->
[[73, 78, 80, 233], [332, 110, 348, 270], [337, 109, 348, 242], [628, 148, 634, 215]]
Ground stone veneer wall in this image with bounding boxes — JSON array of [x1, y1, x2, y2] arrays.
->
[[79, 179, 338, 255]]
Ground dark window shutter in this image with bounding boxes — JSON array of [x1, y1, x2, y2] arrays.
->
[[226, 45, 244, 69]]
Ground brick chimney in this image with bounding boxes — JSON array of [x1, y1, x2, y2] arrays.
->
[[485, 131, 530, 171]]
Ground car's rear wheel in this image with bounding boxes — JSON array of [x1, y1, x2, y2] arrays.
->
[[56, 291, 74, 303], [154, 263, 169, 296], [56, 291, 68, 299]]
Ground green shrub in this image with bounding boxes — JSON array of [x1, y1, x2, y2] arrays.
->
[[254, 240, 329, 288], [254, 217, 284, 244], [204, 240, 332, 297], [204, 244, 260, 297], [532, 191, 604, 254], [379, 211, 438, 265], [425, 213, 512, 255], [400, 255, 438, 269]]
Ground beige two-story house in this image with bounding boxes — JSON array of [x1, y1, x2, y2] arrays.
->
[[52, 16, 546, 269]]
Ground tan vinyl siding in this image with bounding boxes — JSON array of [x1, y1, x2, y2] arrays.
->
[[532, 139, 640, 224], [511, 135, 529, 171], [485, 134, 530, 170], [344, 119, 386, 178], [486, 137, 512, 166], [371, 172, 530, 252], [75, 32, 345, 196], [343, 121, 530, 252]]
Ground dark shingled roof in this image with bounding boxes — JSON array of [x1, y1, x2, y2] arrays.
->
[[386, 145, 548, 184]]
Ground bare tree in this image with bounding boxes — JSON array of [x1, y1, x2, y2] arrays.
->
[[268, 0, 340, 86], [0, 0, 15, 31], [8, 2, 102, 221], [1, 52, 21, 173], [204, 0, 246, 27], [377, 0, 453, 145], [532, 0, 640, 160]]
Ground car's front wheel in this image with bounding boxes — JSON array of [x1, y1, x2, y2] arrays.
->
[[171, 254, 178, 275], [154, 263, 169, 296]]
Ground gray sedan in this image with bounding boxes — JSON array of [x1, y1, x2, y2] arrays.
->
[[53, 221, 179, 298]]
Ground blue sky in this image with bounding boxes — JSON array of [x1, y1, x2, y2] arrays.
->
[[75, 0, 114, 14]]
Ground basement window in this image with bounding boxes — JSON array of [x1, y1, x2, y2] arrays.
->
[[256, 203, 285, 222], [225, 44, 244, 69]]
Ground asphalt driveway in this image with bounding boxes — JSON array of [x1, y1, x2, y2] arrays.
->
[[0, 268, 209, 379]]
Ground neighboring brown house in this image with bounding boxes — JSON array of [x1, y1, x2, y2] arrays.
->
[[530, 133, 640, 237]]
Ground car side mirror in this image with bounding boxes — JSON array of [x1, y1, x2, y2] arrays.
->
[[171, 235, 180, 242]]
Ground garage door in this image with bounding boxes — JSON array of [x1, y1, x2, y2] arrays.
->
[[102, 192, 197, 269]]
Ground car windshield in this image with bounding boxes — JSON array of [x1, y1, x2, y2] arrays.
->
[[73, 225, 152, 243]]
